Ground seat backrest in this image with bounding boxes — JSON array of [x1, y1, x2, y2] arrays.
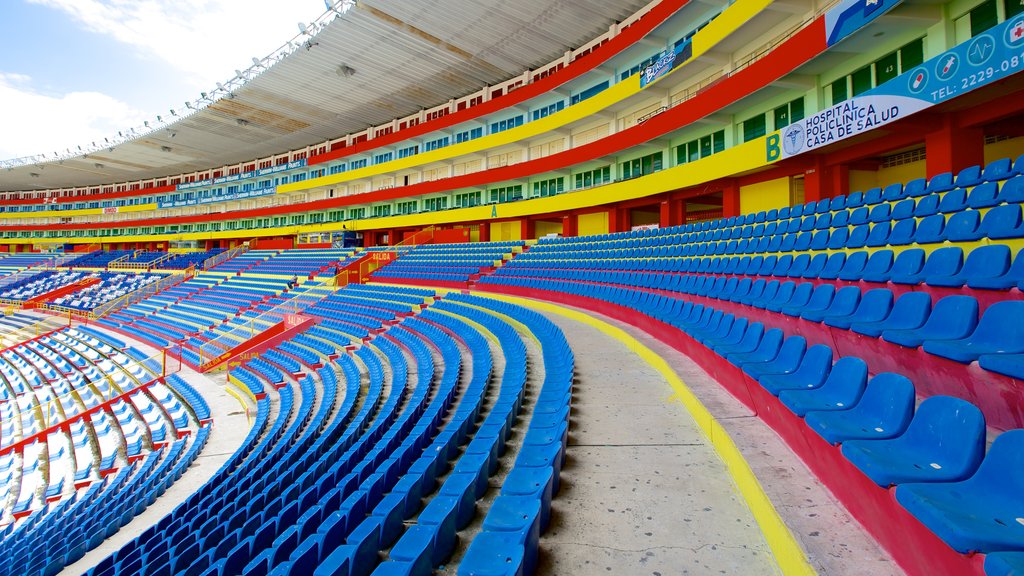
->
[[961, 244, 1011, 277], [997, 175, 1024, 204], [788, 282, 814, 305], [891, 199, 916, 220], [865, 187, 884, 205], [774, 336, 809, 369], [847, 224, 871, 248], [832, 209, 850, 228], [804, 253, 830, 278], [927, 172, 955, 193], [806, 284, 837, 309], [774, 281, 796, 303], [753, 328, 786, 356], [863, 250, 895, 277], [903, 396, 985, 471], [967, 181, 1000, 209], [955, 165, 983, 188], [857, 288, 895, 317], [970, 429, 1024, 491], [922, 247, 964, 277], [865, 222, 892, 247], [889, 218, 917, 245], [850, 206, 871, 225], [789, 254, 810, 277], [971, 301, 1024, 347], [882, 182, 905, 202], [816, 198, 832, 214], [946, 211, 983, 241], [824, 356, 869, 395], [939, 188, 969, 213], [830, 195, 847, 211], [827, 285, 862, 314], [838, 251, 869, 280], [846, 191, 865, 208], [924, 295, 979, 335], [982, 157, 1014, 182], [888, 292, 932, 328], [869, 203, 892, 223], [773, 254, 794, 275], [914, 214, 946, 243], [856, 373, 916, 434], [819, 252, 848, 279], [905, 178, 928, 197], [738, 322, 766, 347], [914, 195, 940, 217], [815, 213, 832, 230], [979, 204, 1023, 240], [794, 344, 835, 379]]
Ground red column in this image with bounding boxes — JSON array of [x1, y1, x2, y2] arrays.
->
[[562, 214, 578, 237], [478, 222, 490, 242], [721, 182, 740, 218], [925, 116, 984, 178], [608, 207, 629, 233], [659, 199, 686, 228], [830, 164, 849, 200], [520, 218, 535, 240], [803, 156, 831, 203]]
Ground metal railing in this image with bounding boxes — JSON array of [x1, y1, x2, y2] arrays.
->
[[203, 244, 248, 271], [90, 273, 185, 318]]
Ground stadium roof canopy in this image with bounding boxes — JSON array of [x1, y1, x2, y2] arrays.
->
[[0, 0, 653, 192]]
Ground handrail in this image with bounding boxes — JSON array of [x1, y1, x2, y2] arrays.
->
[[203, 244, 247, 271]]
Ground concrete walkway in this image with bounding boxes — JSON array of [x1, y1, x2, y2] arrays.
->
[[532, 302, 902, 576], [537, 311, 779, 575]]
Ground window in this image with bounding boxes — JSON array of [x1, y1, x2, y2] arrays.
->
[[773, 98, 804, 130], [350, 159, 367, 170], [423, 197, 448, 211], [424, 136, 450, 151], [397, 145, 419, 159], [531, 101, 565, 121], [454, 191, 482, 207], [371, 205, 391, 217], [455, 127, 483, 143], [875, 51, 899, 85], [571, 81, 609, 105], [851, 65, 873, 96], [900, 39, 925, 70], [490, 116, 523, 134], [395, 201, 417, 215], [489, 185, 523, 203], [329, 164, 346, 175], [532, 178, 564, 198], [831, 77, 849, 104], [620, 152, 663, 179], [971, 0, 999, 36], [1008, 0, 1024, 17], [373, 152, 393, 164], [743, 115, 766, 142], [348, 208, 366, 219], [574, 166, 612, 189]]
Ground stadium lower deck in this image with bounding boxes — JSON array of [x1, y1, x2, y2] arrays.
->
[[1, 186, 1023, 575]]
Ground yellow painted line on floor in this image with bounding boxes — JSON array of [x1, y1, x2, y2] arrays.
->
[[469, 291, 816, 576]]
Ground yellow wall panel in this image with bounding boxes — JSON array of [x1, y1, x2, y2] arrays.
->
[[740, 177, 790, 215], [877, 160, 925, 189], [578, 212, 609, 236], [534, 221, 564, 238], [985, 137, 1024, 165]]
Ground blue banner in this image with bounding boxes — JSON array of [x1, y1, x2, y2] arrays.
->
[[158, 186, 276, 209], [640, 41, 693, 88], [768, 14, 1024, 161], [825, 0, 903, 47], [175, 159, 307, 191]]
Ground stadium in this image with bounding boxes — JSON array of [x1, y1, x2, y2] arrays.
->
[[0, 0, 1022, 573]]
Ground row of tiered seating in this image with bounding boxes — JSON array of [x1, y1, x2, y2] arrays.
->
[[208, 250, 280, 273], [158, 249, 224, 270], [372, 241, 526, 284], [50, 272, 163, 311], [0, 254, 53, 273], [63, 250, 133, 269], [239, 249, 359, 277], [0, 325, 211, 574], [120, 252, 168, 265], [0, 271, 88, 302], [467, 161, 1024, 575]]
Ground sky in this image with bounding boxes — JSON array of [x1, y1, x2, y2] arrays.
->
[[0, 0, 328, 161]]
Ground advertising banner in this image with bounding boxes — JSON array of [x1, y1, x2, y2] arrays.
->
[[768, 13, 1024, 162], [640, 40, 694, 88]]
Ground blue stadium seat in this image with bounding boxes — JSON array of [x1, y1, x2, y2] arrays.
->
[[734, 333, 802, 374], [983, 157, 1015, 182], [850, 207, 870, 226], [939, 188, 969, 213], [985, 552, 1024, 576], [824, 288, 893, 330], [816, 253, 848, 281], [869, 204, 891, 223], [928, 244, 1011, 288], [967, 247, 1024, 290], [944, 210, 982, 242], [841, 396, 986, 486], [836, 251, 869, 281], [927, 172, 955, 194], [978, 353, 1024, 380], [887, 218, 916, 245], [955, 164, 983, 188], [979, 204, 1024, 239], [1015, 153, 1024, 177], [912, 214, 947, 244], [998, 175, 1024, 204], [894, 429, 1024, 553], [757, 344, 834, 396], [846, 224, 870, 249], [846, 191, 866, 208], [913, 195, 939, 217], [882, 182, 906, 202], [804, 373, 915, 445], [865, 222, 891, 247], [922, 301, 1024, 363], [458, 532, 524, 576], [850, 292, 931, 338], [905, 178, 928, 197], [966, 181, 1000, 209], [861, 250, 895, 283], [891, 199, 915, 219], [778, 357, 869, 416], [882, 295, 978, 348], [784, 283, 833, 318], [864, 187, 884, 205]]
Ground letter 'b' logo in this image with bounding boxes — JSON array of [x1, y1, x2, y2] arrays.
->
[[766, 133, 781, 162]]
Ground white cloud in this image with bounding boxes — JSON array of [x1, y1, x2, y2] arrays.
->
[[0, 73, 148, 159], [27, 0, 327, 88]]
